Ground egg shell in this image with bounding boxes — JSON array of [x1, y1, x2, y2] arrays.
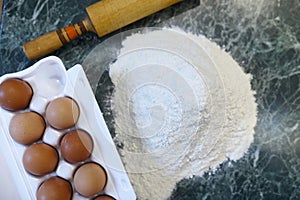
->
[[60, 129, 93, 164], [23, 143, 59, 176], [45, 97, 80, 130], [9, 111, 45, 145], [0, 57, 136, 200], [74, 162, 107, 197], [37, 176, 72, 200], [0, 78, 33, 111]]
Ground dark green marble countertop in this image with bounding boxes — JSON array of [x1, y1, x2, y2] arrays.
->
[[1, 0, 300, 199]]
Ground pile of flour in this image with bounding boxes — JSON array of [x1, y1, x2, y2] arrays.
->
[[109, 28, 257, 200]]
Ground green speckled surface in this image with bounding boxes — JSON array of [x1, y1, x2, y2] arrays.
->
[[1, 0, 300, 199]]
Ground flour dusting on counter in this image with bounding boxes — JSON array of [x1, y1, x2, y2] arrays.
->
[[109, 28, 257, 200]]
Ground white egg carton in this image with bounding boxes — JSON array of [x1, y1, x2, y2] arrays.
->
[[0, 56, 136, 200]]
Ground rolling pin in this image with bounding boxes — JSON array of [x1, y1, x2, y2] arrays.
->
[[23, 0, 182, 60]]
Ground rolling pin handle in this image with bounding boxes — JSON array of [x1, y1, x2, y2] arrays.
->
[[23, 18, 93, 60], [22, 0, 182, 60]]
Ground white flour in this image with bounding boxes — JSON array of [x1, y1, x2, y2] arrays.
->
[[109, 29, 257, 200]]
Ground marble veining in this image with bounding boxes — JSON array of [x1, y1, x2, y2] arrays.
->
[[0, 0, 300, 199]]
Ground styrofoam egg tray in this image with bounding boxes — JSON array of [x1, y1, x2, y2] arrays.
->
[[0, 56, 136, 200]]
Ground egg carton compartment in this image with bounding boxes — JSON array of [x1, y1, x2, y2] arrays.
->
[[0, 56, 136, 200]]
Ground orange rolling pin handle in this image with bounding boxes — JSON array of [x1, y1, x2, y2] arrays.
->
[[23, 0, 183, 60], [23, 18, 93, 60]]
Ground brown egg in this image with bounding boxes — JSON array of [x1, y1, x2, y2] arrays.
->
[[37, 176, 72, 200], [74, 162, 107, 197], [45, 97, 80, 130], [9, 112, 45, 145], [60, 129, 93, 164], [23, 143, 59, 176], [94, 195, 116, 200], [0, 78, 33, 111]]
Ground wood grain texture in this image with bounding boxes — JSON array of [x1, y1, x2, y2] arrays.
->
[[86, 0, 182, 37], [23, 0, 182, 60], [23, 19, 90, 60]]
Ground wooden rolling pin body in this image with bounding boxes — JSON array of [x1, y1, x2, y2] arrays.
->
[[23, 0, 182, 60]]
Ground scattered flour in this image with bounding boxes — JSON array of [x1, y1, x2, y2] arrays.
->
[[109, 28, 257, 200]]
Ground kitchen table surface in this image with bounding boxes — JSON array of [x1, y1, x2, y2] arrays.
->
[[0, 0, 300, 199], [0, 0, 3, 20]]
